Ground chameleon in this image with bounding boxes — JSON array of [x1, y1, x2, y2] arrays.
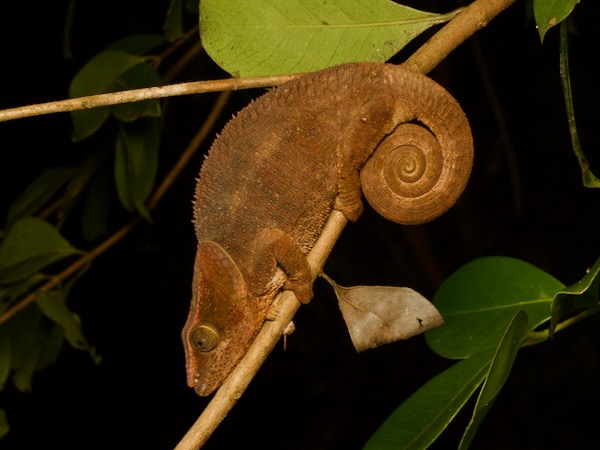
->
[[182, 62, 473, 396]]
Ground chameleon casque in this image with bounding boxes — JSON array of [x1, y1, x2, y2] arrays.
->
[[182, 62, 473, 396]]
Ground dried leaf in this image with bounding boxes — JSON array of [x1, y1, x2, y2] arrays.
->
[[323, 274, 444, 352]]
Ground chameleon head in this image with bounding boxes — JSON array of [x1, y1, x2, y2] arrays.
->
[[182, 240, 267, 396]]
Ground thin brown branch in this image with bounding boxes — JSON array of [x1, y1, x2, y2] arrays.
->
[[0, 91, 231, 327], [0, 74, 297, 123], [175, 0, 518, 448]]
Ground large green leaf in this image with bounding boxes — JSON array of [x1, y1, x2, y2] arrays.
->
[[363, 350, 492, 450], [534, 0, 579, 42], [459, 310, 532, 449], [426, 257, 564, 359], [0, 218, 83, 285], [114, 118, 160, 219], [200, 0, 458, 77]]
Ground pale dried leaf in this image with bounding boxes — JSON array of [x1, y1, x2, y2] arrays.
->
[[324, 275, 444, 352]]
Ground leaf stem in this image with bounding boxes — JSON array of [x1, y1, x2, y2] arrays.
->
[[559, 21, 600, 188], [523, 307, 599, 347]]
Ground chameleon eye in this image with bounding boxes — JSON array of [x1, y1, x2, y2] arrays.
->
[[191, 324, 219, 352]]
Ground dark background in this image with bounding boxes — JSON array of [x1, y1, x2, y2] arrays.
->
[[1, 0, 599, 449]]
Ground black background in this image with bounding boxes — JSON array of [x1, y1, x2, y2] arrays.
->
[[1, 1, 599, 449]]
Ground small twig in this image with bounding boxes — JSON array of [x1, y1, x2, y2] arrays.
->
[[0, 91, 232, 327], [0, 74, 298, 123], [176, 0, 519, 448]]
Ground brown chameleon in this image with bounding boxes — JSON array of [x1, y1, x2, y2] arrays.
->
[[182, 62, 473, 396]]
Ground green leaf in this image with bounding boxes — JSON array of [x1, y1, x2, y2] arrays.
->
[[200, 0, 459, 77], [164, 0, 185, 41], [62, 0, 76, 60], [426, 257, 564, 359], [69, 50, 146, 141], [5, 167, 76, 228], [0, 409, 9, 440], [0, 218, 83, 284], [36, 290, 99, 362], [0, 275, 45, 315], [114, 118, 160, 219], [534, 0, 579, 42], [0, 328, 11, 389], [35, 323, 66, 371], [69, 35, 164, 141], [550, 256, 600, 334], [363, 350, 493, 450], [81, 167, 112, 241], [111, 63, 162, 122], [459, 310, 532, 449], [6, 305, 44, 392], [558, 22, 600, 188], [2, 302, 84, 394], [107, 34, 165, 55]]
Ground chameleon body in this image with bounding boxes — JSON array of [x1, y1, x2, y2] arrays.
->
[[182, 62, 473, 396]]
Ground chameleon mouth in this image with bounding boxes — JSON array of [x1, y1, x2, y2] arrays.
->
[[192, 362, 224, 396], [194, 379, 216, 396]]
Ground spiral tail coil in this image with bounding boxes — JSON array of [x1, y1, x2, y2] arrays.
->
[[360, 71, 473, 225]]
